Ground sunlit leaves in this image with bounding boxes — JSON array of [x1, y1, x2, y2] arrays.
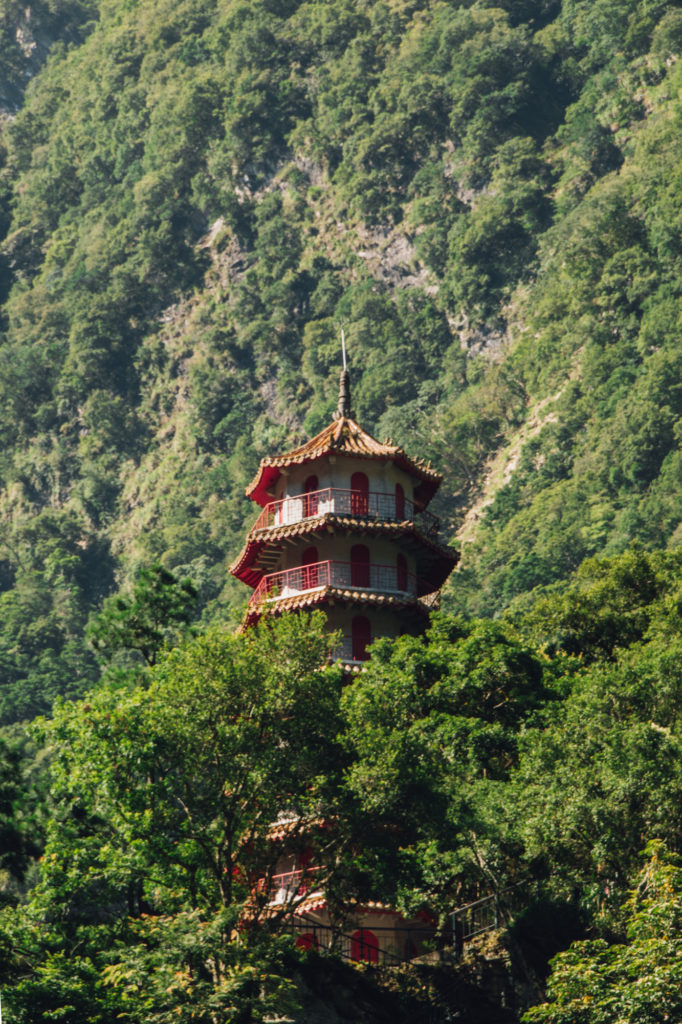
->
[[524, 843, 682, 1024]]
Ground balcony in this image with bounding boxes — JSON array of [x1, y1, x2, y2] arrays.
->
[[252, 487, 439, 539], [288, 918, 436, 964], [268, 868, 322, 906], [249, 559, 420, 610]]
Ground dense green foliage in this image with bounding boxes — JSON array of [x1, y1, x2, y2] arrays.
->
[[87, 562, 198, 668], [524, 842, 682, 1024], [3, 550, 682, 1019], [339, 548, 682, 922], [1, 613, 343, 1022], [0, 0, 97, 113], [1, 0, 682, 715]]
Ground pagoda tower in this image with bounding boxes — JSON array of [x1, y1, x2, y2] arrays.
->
[[230, 369, 457, 662]]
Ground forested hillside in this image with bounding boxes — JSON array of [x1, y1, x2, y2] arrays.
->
[[1, 0, 682, 720], [4, 3, 682, 1018]]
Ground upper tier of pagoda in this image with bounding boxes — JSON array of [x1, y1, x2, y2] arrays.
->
[[231, 365, 457, 644], [245, 414, 441, 510]]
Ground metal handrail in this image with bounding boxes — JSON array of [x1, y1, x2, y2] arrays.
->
[[451, 881, 528, 959], [335, 637, 361, 663], [252, 487, 439, 538], [290, 916, 436, 966], [249, 559, 420, 608], [335, 636, 371, 665]]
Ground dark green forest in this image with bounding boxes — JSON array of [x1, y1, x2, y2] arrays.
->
[[4, 551, 682, 1021], [3, 0, 682, 1019]]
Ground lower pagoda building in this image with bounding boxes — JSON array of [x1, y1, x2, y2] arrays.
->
[[230, 369, 457, 663]]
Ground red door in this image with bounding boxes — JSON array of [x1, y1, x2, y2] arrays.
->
[[301, 546, 318, 589], [303, 474, 319, 518], [296, 932, 319, 951], [350, 544, 370, 588], [351, 928, 378, 963], [350, 472, 369, 516], [352, 615, 371, 662]]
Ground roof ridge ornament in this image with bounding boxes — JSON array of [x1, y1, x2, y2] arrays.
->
[[334, 328, 352, 420]]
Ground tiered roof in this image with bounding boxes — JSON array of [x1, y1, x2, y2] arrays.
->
[[230, 514, 457, 589], [245, 415, 441, 509], [233, 368, 456, 628], [242, 584, 433, 630]]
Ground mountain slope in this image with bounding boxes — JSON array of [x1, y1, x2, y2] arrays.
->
[[1, 0, 682, 718]]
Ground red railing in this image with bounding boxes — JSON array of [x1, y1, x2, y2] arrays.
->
[[269, 868, 322, 905], [252, 487, 439, 538], [249, 560, 419, 609]]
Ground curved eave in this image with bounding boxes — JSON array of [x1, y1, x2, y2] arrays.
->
[[267, 816, 330, 841], [245, 417, 442, 508], [243, 586, 431, 629], [229, 514, 459, 589], [247, 465, 281, 508], [296, 896, 409, 918], [229, 537, 265, 588]]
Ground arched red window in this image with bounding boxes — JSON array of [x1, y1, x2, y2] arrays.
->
[[350, 544, 370, 588], [295, 932, 319, 951], [352, 615, 371, 662], [397, 553, 408, 592], [350, 471, 369, 515], [395, 482, 405, 520], [303, 474, 319, 518], [301, 545, 318, 589], [351, 928, 378, 964]]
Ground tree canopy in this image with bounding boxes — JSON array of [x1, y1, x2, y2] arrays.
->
[[3, 550, 682, 1017], [524, 842, 682, 1024], [0, 612, 344, 1022]]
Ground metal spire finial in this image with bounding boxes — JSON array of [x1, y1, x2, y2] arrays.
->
[[334, 329, 351, 419]]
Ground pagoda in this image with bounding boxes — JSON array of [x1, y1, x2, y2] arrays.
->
[[230, 368, 457, 662]]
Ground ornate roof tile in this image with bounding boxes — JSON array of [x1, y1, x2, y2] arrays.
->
[[229, 514, 458, 589], [245, 416, 441, 508], [242, 586, 431, 628]]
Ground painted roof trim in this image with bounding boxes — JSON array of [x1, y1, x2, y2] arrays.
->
[[242, 586, 432, 629], [229, 515, 458, 589], [245, 417, 442, 508]]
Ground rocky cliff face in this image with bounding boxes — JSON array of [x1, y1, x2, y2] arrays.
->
[[0, 0, 97, 114]]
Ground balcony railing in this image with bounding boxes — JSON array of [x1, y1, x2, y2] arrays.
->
[[289, 917, 436, 965], [335, 637, 365, 664], [451, 881, 528, 959], [269, 868, 322, 906], [249, 560, 419, 609], [252, 487, 439, 538]]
